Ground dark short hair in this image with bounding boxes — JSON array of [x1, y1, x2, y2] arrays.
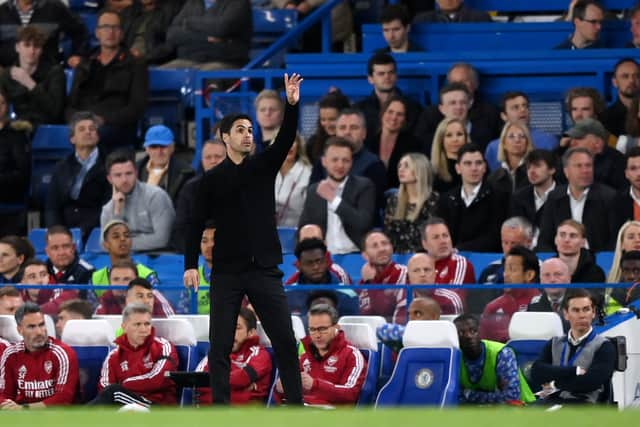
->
[[219, 113, 253, 137], [367, 51, 396, 76], [456, 143, 484, 163], [15, 301, 41, 325], [46, 225, 72, 242], [323, 136, 354, 154], [506, 246, 540, 282], [0, 286, 20, 299], [97, 9, 121, 26], [380, 4, 410, 26], [453, 313, 479, 328], [614, 58, 640, 76], [572, 0, 604, 20], [362, 229, 390, 251], [318, 90, 351, 110], [305, 291, 339, 311], [127, 277, 152, 291], [565, 87, 605, 117], [563, 288, 596, 310], [1, 235, 35, 261], [421, 216, 448, 240], [439, 82, 470, 105], [16, 25, 46, 46], [626, 146, 640, 165], [105, 149, 135, 172], [621, 250, 640, 266], [58, 299, 93, 319], [238, 307, 257, 332], [22, 258, 47, 271], [69, 111, 99, 137], [308, 303, 339, 324], [500, 91, 529, 114], [525, 149, 557, 170], [294, 237, 327, 259]]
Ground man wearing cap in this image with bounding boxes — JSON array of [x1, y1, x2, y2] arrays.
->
[[566, 118, 626, 190], [101, 149, 175, 251], [45, 111, 111, 240], [137, 125, 194, 205]]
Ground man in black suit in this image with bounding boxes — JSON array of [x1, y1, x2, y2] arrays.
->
[[298, 137, 376, 255], [413, 0, 492, 23], [183, 73, 304, 405], [612, 146, 640, 234], [600, 58, 640, 137], [436, 144, 509, 252], [528, 258, 571, 327], [537, 147, 616, 252], [511, 149, 558, 242]]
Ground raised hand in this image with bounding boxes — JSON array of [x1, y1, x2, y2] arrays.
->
[[284, 73, 303, 106]]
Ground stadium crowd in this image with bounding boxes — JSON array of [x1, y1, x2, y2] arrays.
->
[[0, 0, 638, 410]]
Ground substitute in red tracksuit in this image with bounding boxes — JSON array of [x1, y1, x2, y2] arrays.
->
[[195, 335, 272, 404], [0, 337, 9, 357], [275, 305, 366, 406], [22, 288, 78, 317], [95, 305, 178, 406], [0, 304, 79, 409]]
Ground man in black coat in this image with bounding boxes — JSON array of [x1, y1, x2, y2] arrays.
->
[[537, 148, 616, 252], [600, 58, 640, 137], [45, 112, 110, 240], [437, 144, 509, 252], [611, 146, 640, 235], [183, 73, 304, 405]]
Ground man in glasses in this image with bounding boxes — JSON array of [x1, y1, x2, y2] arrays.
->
[[555, 0, 605, 50]]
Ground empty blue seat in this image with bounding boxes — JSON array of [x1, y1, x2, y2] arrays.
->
[[84, 227, 103, 253], [338, 322, 379, 406], [278, 227, 297, 254]]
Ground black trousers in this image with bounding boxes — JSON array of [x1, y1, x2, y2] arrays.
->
[[209, 266, 303, 404], [89, 384, 151, 407]]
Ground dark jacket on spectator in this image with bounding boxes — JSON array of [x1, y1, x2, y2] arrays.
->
[[166, 0, 252, 65], [594, 146, 626, 190], [172, 174, 200, 252], [136, 155, 195, 205], [487, 163, 529, 196], [610, 188, 634, 239], [355, 89, 423, 138], [0, 61, 65, 125], [46, 254, 95, 300], [510, 183, 553, 235], [45, 151, 110, 239], [600, 98, 627, 137], [413, 5, 492, 23], [0, 122, 30, 204], [367, 130, 423, 188], [0, 0, 89, 67], [570, 248, 606, 284], [66, 47, 148, 128], [436, 181, 509, 252], [554, 37, 605, 50]]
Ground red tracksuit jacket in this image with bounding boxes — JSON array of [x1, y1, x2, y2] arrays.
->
[[98, 329, 178, 404], [22, 289, 79, 316], [195, 335, 272, 404], [94, 291, 174, 317], [0, 337, 9, 357], [358, 261, 407, 321], [0, 337, 79, 405], [480, 288, 541, 342], [277, 331, 366, 405]]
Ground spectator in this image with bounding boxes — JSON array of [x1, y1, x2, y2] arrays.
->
[[356, 53, 422, 138], [0, 235, 33, 284], [101, 150, 175, 251], [554, 219, 605, 285], [437, 144, 509, 252], [66, 10, 148, 152], [95, 263, 174, 318], [379, 4, 421, 53], [377, 296, 441, 352], [358, 231, 407, 322], [510, 150, 559, 244], [137, 125, 195, 205], [368, 97, 422, 188], [0, 286, 22, 315], [530, 289, 615, 405], [21, 258, 78, 317], [414, 0, 492, 23], [195, 308, 272, 404], [627, 3, 640, 48], [0, 0, 89, 68], [173, 138, 226, 252], [421, 217, 475, 286], [555, 0, 605, 49], [454, 313, 535, 405], [162, 0, 252, 70], [567, 118, 626, 189], [299, 137, 376, 254], [528, 258, 571, 330], [305, 90, 351, 166], [45, 112, 110, 240], [54, 299, 93, 339], [292, 224, 352, 284], [255, 89, 284, 148], [537, 148, 616, 252], [431, 117, 468, 194], [612, 148, 640, 234], [384, 153, 439, 253], [274, 133, 312, 228], [565, 87, 606, 126], [44, 225, 94, 291], [0, 302, 79, 409], [616, 95, 640, 154], [0, 25, 65, 125], [92, 303, 178, 407], [284, 238, 358, 317], [601, 58, 640, 137], [0, 88, 30, 237], [485, 92, 559, 171], [608, 250, 640, 312], [179, 222, 214, 315], [607, 220, 640, 284], [480, 246, 540, 343], [487, 122, 533, 195], [274, 304, 366, 405]]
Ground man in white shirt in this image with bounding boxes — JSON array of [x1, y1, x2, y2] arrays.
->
[[299, 137, 376, 254]]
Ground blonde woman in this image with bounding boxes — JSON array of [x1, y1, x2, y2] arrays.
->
[[605, 220, 640, 314], [255, 89, 284, 147], [274, 133, 312, 227], [384, 153, 439, 253], [431, 117, 468, 194], [488, 121, 533, 194]]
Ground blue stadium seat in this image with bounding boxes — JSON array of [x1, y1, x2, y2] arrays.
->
[[376, 321, 461, 407], [461, 252, 502, 281], [61, 319, 115, 402], [338, 322, 379, 406], [506, 311, 564, 389], [251, 9, 298, 66], [146, 254, 185, 309], [171, 315, 210, 362], [28, 227, 83, 255], [83, 227, 103, 254], [339, 253, 364, 283], [279, 253, 298, 280], [596, 251, 615, 275], [338, 316, 389, 388], [31, 125, 73, 208], [278, 227, 297, 254]]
